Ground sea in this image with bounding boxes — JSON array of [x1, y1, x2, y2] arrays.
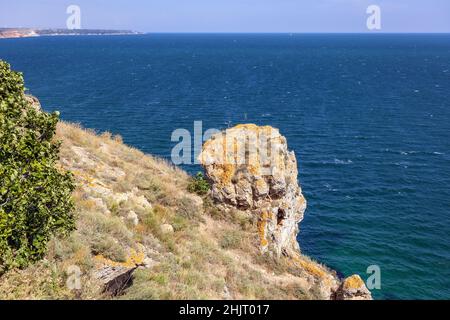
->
[[1, 33, 449, 299]]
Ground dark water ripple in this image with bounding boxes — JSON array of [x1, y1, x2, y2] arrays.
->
[[1, 34, 449, 299]]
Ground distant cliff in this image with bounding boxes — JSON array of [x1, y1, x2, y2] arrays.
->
[[0, 28, 141, 39]]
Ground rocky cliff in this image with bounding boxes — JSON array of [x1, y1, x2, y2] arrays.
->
[[199, 124, 371, 300], [0, 96, 371, 300], [199, 124, 305, 257]]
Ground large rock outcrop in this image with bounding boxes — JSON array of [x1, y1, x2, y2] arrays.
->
[[199, 124, 372, 300], [199, 124, 306, 256]]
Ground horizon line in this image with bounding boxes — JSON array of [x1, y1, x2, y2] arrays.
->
[[2, 27, 450, 35]]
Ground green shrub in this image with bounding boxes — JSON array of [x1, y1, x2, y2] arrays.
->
[[187, 172, 210, 196], [0, 61, 75, 273]]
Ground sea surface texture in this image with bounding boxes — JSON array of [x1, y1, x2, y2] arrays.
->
[[1, 34, 449, 299]]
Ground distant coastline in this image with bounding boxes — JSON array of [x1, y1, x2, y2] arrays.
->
[[0, 28, 141, 39]]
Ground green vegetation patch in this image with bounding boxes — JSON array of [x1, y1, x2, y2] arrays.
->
[[187, 172, 210, 196]]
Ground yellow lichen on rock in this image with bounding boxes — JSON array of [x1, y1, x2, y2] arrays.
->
[[343, 274, 365, 290], [258, 211, 270, 248], [336, 274, 372, 300], [218, 163, 235, 185], [292, 255, 327, 279]]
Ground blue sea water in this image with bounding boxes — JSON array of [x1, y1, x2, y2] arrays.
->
[[1, 34, 449, 299]]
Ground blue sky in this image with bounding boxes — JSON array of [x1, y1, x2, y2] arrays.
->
[[1, 0, 449, 32]]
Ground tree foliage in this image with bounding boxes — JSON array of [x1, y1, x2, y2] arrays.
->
[[0, 60, 75, 273]]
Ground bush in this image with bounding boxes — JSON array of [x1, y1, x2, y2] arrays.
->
[[0, 61, 75, 273], [187, 172, 210, 196]]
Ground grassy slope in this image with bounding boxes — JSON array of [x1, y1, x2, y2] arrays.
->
[[0, 122, 335, 300]]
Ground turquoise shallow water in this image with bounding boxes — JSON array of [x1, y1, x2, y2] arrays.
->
[[1, 34, 449, 299]]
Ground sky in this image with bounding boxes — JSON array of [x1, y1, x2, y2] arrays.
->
[[1, 0, 449, 33]]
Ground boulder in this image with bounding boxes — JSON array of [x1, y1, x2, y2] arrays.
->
[[335, 275, 373, 300], [93, 245, 155, 296], [93, 265, 136, 296], [160, 224, 174, 235]]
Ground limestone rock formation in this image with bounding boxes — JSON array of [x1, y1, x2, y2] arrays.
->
[[199, 124, 306, 256], [199, 124, 372, 300]]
